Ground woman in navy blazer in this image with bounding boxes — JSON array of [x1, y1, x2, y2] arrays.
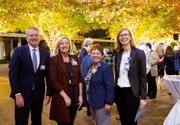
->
[[114, 28, 147, 125], [84, 44, 115, 125]]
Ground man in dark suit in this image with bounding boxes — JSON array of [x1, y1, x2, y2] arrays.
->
[[79, 38, 93, 63], [79, 38, 93, 116], [9, 27, 51, 125]]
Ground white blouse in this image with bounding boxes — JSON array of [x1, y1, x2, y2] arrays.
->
[[117, 53, 131, 88]]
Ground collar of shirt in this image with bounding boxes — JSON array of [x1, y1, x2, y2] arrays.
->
[[28, 44, 40, 69], [28, 44, 39, 52], [84, 47, 87, 51]]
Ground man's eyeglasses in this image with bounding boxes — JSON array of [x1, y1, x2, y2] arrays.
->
[[119, 34, 130, 37]]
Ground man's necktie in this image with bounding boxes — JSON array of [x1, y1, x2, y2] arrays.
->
[[32, 49, 37, 73]]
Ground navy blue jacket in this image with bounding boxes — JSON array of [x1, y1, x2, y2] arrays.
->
[[9, 44, 51, 103], [79, 48, 88, 63], [81, 55, 93, 78], [84, 61, 115, 108]]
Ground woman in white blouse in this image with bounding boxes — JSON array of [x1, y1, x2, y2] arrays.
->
[[114, 28, 147, 125]]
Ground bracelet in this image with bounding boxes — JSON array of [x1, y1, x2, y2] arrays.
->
[[79, 92, 83, 95]]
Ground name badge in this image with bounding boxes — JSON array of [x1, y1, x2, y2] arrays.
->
[[71, 58, 78, 66], [40, 65, 45, 70], [124, 63, 130, 71]]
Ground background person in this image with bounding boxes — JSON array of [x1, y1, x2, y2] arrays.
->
[[155, 43, 165, 90], [114, 28, 147, 125], [49, 36, 83, 125], [164, 46, 174, 75], [9, 27, 51, 125], [145, 43, 159, 99], [103, 46, 114, 68], [81, 54, 92, 116], [173, 46, 180, 75], [79, 38, 93, 63], [80, 39, 93, 116], [84, 44, 115, 125]]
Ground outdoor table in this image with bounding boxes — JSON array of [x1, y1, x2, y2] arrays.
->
[[163, 75, 180, 125]]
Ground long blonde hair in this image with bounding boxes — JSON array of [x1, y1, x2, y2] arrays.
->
[[54, 36, 71, 55], [156, 43, 164, 56], [114, 28, 136, 51]]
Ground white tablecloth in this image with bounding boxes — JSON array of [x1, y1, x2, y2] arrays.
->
[[163, 75, 180, 125]]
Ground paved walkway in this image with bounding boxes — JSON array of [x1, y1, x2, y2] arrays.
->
[[0, 64, 176, 125]]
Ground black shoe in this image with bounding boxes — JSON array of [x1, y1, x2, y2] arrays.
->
[[116, 117, 121, 120], [150, 96, 156, 99], [168, 92, 172, 95], [87, 110, 91, 116]]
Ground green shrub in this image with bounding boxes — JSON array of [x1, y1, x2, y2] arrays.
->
[[0, 59, 10, 64]]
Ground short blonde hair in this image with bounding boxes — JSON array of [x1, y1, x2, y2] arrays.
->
[[54, 36, 71, 55]]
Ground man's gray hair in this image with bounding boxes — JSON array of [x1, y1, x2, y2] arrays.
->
[[83, 38, 93, 47], [174, 46, 179, 51], [26, 27, 39, 36]]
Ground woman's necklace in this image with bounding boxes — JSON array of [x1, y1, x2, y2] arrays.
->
[[91, 65, 97, 74], [91, 63, 101, 74], [91, 65, 97, 69]]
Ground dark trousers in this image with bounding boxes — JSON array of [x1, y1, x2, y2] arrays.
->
[[15, 93, 43, 125], [147, 72, 157, 97], [115, 86, 140, 125], [174, 71, 179, 75]]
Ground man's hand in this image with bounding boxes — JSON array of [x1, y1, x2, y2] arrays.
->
[[44, 96, 50, 105], [15, 94, 24, 108]]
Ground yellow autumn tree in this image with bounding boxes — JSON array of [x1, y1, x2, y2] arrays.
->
[[0, 0, 180, 50]]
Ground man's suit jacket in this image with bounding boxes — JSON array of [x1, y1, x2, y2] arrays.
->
[[115, 48, 147, 99], [79, 47, 87, 63], [84, 61, 115, 108], [9, 44, 51, 103]]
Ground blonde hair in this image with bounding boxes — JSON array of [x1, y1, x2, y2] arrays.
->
[[114, 28, 136, 51], [156, 43, 164, 56], [54, 36, 71, 55]]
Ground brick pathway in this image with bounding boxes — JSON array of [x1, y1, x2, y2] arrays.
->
[[0, 64, 176, 125]]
